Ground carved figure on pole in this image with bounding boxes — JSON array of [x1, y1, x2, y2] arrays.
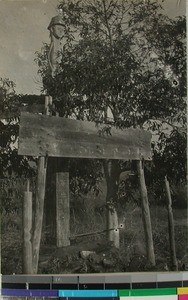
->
[[48, 15, 64, 76]]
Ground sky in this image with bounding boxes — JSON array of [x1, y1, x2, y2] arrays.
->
[[0, 0, 186, 95]]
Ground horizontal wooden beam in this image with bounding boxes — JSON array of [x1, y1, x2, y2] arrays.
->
[[18, 113, 152, 160]]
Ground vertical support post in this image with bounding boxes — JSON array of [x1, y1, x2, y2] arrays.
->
[[45, 95, 52, 115], [23, 180, 33, 274], [104, 160, 120, 249], [56, 171, 70, 247], [107, 210, 119, 248], [32, 157, 47, 274], [32, 95, 50, 274], [45, 158, 57, 242], [165, 176, 178, 270], [137, 159, 155, 266]]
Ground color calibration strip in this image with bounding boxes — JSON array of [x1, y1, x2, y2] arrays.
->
[[1, 287, 188, 298]]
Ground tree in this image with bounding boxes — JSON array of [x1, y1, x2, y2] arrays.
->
[[35, 0, 186, 265], [0, 78, 37, 179], [152, 127, 186, 184], [36, 1, 186, 123]]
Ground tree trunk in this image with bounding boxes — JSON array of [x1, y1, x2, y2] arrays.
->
[[137, 160, 155, 266], [23, 180, 33, 274], [165, 176, 178, 270], [103, 160, 120, 248]]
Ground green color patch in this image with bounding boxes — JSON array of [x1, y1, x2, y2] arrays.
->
[[119, 288, 177, 297], [119, 289, 131, 296]]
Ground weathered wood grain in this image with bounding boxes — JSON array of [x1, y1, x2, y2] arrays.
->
[[137, 160, 155, 266], [56, 172, 70, 247], [165, 176, 178, 270], [23, 180, 33, 274], [32, 96, 49, 274], [18, 112, 152, 160]]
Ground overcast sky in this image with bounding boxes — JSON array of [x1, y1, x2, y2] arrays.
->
[[0, 0, 186, 95]]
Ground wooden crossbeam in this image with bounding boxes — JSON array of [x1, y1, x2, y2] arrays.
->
[[18, 112, 152, 160]]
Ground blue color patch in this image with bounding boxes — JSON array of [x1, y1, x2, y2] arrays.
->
[[1, 289, 58, 297], [58, 289, 118, 297]]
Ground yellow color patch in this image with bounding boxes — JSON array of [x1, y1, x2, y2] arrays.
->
[[177, 288, 188, 295]]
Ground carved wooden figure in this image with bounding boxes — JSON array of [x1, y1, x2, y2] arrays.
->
[[48, 15, 64, 76]]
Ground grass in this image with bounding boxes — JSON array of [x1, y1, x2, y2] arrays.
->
[[1, 192, 187, 274]]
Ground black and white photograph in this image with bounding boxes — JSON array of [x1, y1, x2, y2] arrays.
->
[[0, 0, 187, 275]]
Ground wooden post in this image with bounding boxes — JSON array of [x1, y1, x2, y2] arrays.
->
[[165, 176, 178, 270], [104, 160, 120, 249], [23, 180, 33, 274], [45, 157, 57, 242], [137, 159, 155, 266], [32, 157, 47, 274], [56, 171, 70, 247], [32, 95, 50, 274], [107, 209, 119, 248]]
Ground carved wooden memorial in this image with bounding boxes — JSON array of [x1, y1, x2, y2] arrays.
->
[[18, 110, 152, 273]]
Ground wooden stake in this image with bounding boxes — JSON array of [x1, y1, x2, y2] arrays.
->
[[137, 159, 155, 266], [23, 180, 33, 274], [32, 157, 47, 274], [32, 95, 50, 274], [165, 176, 178, 270]]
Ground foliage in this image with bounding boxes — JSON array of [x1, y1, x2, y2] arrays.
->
[[0, 78, 37, 178], [35, 4, 188, 237], [36, 0, 186, 127], [118, 125, 187, 207], [152, 128, 187, 183], [35, 1, 186, 202], [0, 77, 18, 118], [69, 158, 103, 196]]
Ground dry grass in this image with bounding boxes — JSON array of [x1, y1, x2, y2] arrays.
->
[[1, 191, 187, 274]]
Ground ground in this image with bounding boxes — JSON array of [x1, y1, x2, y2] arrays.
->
[[1, 200, 187, 274]]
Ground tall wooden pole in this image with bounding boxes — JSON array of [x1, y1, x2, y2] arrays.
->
[[32, 95, 49, 274], [165, 176, 178, 270], [104, 160, 120, 249], [137, 159, 155, 266], [23, 180, 33, 273], [56, 171, 70, 247]]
